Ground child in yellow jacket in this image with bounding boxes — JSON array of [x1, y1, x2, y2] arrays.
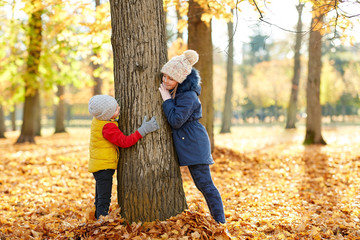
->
[[88, 95, 159, 219]]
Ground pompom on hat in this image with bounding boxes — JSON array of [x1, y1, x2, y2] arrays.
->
[[161, 50, 199, 84], [88, 95, 118, 121]]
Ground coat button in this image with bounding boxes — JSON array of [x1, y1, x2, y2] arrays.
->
[[182, 137, 185, 140]]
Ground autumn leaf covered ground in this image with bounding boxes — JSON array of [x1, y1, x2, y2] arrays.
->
[[1, 125, 360, 239]]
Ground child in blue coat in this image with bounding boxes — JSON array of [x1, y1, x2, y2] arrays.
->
[[158, 50, 225, 224]]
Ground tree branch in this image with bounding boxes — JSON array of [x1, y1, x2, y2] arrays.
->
[[251, 0, 308, 34]]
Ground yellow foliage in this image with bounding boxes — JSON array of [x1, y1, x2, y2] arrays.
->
[[320, 25, 332, 35], [306, 0, 359, 41], [23, 0, 44, 15], [201, 13, 213, 23], [247, 60, 292, 108], [168, 38, 188, 59], [177, 19, 187, 33], [163, 0, 170, 11], [179, 2, 189, 16], [320, 59, 344, 105]]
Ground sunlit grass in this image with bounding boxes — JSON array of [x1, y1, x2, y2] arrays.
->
[[214, 124, 360, 153]]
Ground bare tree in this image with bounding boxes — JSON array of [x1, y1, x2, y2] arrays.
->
[[220, 10, 234, 133], [286, 3, 304, 129]]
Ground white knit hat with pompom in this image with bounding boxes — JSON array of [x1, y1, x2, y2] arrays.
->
[[88, 95, 118, 121], [161, 50, 199, 84]]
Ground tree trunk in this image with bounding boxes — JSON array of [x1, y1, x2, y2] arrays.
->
[[0, 105, 5, 138], [220, 13, 234, 134], [341, 84, 346, 122], [55, 85, 66, 133], [304, 8, 326, 145], [329, 104, 334, 122], [8, 2, 17, 134], [16, 4, 42, 144], [92, 0, 102, 95], [188, 0, 214, 150], [35, 95, 41, 136], [110, 0, 187, 223], [286, 3, 304, 129], [11, 107, 16, 131], [17, 92, 39, 144], [175, 0, 183, 40]]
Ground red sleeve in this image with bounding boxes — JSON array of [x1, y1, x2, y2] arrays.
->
[[102, 123, 143, 148]]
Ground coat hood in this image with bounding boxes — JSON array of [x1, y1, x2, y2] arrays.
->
[[177, 68, 201, 96]]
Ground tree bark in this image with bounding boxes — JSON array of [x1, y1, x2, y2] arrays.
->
[[16, 4, 42, 144], [286, 3, 304, 129], [188, 0, 214, 150], [55, 85, 66, 133], [0, 105, 5, 138], [304, 8, 326, 145], [35, 96, 41, 136], [220, 12, 234, 134], [110, 0, 187, 223], [8, 2, 17, 133], [11, 107, 16, 131], [17, 92, 39, 144], [92, 0, 102, 95]]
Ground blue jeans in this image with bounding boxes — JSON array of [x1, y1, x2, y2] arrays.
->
[[93, 169, 115, 219], [188, 164, 226, 223]]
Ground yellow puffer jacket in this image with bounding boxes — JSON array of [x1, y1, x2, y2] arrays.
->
[[88, 118, 119, 173]]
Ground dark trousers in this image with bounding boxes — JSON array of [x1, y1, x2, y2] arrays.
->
[[93, 169, 115, 219], [188, 164, 226, 223]]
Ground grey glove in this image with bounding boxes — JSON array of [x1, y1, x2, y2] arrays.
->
[[137, 116, 160, 137]]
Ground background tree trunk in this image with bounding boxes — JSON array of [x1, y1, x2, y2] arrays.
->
[[11, 107, 16, 131], [8, 2, 18, 133], [286, 3, 304, 129], [188, 0, 214, 150], [55, 85, 66, 133], [0, 105, 5, 138], [16, 4, 42, 144], [220, 12, 234, 134], [175, 0, 183, 40], [92, 0, 102, 96], [110, 0, 187, 223], [304, 8, 326, 145], [17, 92, 39, 144], [35, 97, 41, 136]]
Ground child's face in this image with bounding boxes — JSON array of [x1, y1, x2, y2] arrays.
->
[[111, 105, 120, 119], [162, 74, 178, 90]]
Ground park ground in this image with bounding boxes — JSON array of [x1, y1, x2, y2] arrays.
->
[[0, 125, 360, 239]]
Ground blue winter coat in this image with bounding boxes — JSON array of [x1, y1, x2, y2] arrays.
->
[[162, 68, 214, 166]]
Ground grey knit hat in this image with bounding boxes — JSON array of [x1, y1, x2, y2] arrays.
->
[[88, 95, 118, 121], [161, 50, 199, 84]]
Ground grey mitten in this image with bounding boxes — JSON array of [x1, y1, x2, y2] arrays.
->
[[137, 116, 160, 137]]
